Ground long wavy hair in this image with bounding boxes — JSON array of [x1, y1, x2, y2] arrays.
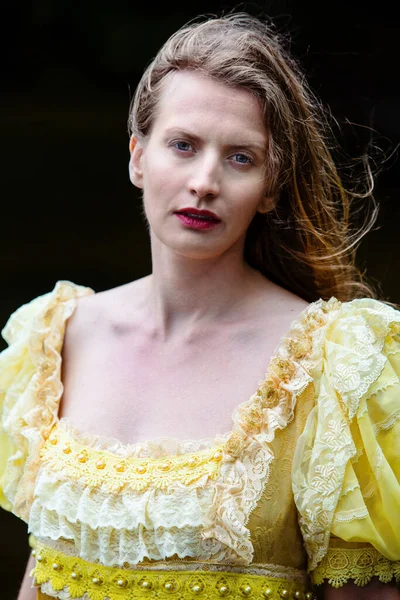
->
[[128, 13, 379, 302]]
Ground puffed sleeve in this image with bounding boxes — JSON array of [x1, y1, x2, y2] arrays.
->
[[292, 297, 400, 588], [0, 281, 94, 521]]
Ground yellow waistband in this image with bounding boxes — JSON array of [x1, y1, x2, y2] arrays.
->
[[31, 542, 314, 599]]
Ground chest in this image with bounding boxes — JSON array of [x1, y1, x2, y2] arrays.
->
[[58, 318, 290, 444]]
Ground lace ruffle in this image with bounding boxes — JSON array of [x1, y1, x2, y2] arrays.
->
[[0, 281, 94, 520], [202, 297, 342, 564], [29, 468, 223, 565], [38, 540, 307, 581], [293, 298, 400, 571]]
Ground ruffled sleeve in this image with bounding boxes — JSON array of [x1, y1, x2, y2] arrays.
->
[[292, 297, 400, 587], [0, 281, 94, 521]]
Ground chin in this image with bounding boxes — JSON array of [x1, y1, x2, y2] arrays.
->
[[171, 244, 226, 261], [151, 225, 244, 261]]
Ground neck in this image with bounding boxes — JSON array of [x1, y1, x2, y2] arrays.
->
[[145, 235, 266, 338]]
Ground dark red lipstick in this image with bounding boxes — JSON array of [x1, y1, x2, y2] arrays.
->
[[175, 207, 221, 230]]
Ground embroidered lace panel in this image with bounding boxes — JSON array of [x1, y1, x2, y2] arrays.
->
[[40, 424, 224, 492], [311, 545, 400, 588]]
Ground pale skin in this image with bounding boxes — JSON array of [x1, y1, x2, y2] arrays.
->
[[18, 71, 399, 599]]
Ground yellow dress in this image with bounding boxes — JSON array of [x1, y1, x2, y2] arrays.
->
[[1, 280, 399, 600]]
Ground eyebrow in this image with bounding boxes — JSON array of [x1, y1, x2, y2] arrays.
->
[[163, 127, 267, 154]]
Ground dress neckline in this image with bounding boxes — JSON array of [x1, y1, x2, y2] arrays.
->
[[49, 280, 341, 457], [18, 280, 344, 562]]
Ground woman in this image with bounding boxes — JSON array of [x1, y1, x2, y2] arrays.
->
[[2, 12, 399, 600]]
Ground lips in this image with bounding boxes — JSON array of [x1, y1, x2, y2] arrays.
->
[[175, 208, 220, 222]]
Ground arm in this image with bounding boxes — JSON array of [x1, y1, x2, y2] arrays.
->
[[17, 553, 36, 600], [324, 580, 400, 600]]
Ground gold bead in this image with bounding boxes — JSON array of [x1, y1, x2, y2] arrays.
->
[[49, 434, 58, 445], [165, 582, 173, 590], [96, 458, 106, 470], [92, 577, 102, 585], [77, 450, 88, 463], [192, 584, 201, 593], [187, 457, 198, 468], [160, 460, 172, 471], [264, 590, 272, 597], [213, 450, 223, 462], [36, 555, 43, 562], [52, 563, 59, 570], [117, 579, 127, 588], [281, 590, 288, 598], [31, 550, 36, 557], [242, 585, 252, 595], [136, 464, 147, 474], [219, 585, 228, 595], [141, 580, 150, 588], [294, 592, 301, 599], [115, 462, 126, 472], [71, 572, 77, 580], [62, 443, 71, 454], [305, 594, 313, 600]]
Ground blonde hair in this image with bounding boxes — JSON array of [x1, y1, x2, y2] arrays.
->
[[128, 13, 379, 302]]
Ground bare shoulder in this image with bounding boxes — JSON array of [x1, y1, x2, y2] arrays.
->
[[63, 276, 150, 349], [254, 275, 310, 326]]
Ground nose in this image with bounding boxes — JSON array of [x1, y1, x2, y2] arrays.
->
[[188, 154, 220, 199]]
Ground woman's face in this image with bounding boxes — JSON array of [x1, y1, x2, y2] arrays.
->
[[129, 70, 271, 261]]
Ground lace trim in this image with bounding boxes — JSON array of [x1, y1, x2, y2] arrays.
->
[[40, 425, 224, 492], [27, 291, 342, 566], [30, 496, 220, 566], [373, 406, 400, 436], [311, 546, 400, 588], [332, 506, 369, 523], [31, 542, 313, 600], [386, 322, 400, 355], [57, 417, 219, 458], [293, 298, 400, 571], [202, 298, 343, 564], [34, 536, 307, 582], [0, 281, 94, 520]]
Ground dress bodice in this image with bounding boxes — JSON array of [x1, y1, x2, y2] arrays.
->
[[1, 280, 400, 599]]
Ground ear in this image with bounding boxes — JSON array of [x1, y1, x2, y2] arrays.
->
[[257, 194, 277, 215], [129, 135, 145, 189]]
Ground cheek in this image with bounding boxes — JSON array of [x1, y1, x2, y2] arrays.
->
[[230, 180, 264, 216], [143, 152, 182, 197]]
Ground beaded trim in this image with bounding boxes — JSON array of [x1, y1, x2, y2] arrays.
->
[[40, 426, 224, 492], [31, 542, 314, 600]]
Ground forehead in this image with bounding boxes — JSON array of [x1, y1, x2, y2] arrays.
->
[[152, 70, 267, 143]]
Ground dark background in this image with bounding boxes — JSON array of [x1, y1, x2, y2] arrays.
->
[[1, 0, 399, 597]]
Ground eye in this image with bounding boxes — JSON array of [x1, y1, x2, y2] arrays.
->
[[172, 140, 193, 153], [231, 153, 253, 165]]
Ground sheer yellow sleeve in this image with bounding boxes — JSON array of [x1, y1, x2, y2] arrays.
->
[[292, 298, 400, 588], [0, 281, 93, 521]]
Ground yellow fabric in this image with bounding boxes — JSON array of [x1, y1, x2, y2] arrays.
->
[[0, 281, 94, 520], [247, 384, 314, 570], [292, 298, 400, 582], [31, 541, 311, 600], [1, 282, 400, 596], [311, 540, 400, 588], [40, 424, 224, 492]]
